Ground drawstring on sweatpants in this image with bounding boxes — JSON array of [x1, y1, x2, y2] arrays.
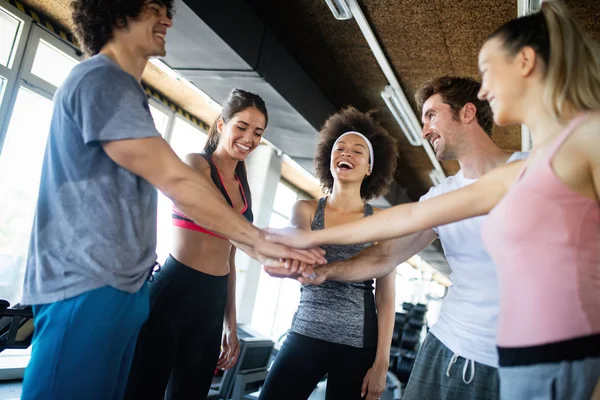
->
[[445, 353, 476, 384], [445, 353, 458, 377]]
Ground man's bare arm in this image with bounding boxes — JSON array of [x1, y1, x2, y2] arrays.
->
[[317, 229, 437, 282], [103, 137, 325, 265], [265, 225, 437, 283], [104, 137, 257, 242]]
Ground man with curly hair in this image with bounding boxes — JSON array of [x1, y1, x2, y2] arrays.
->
[[266, 77, 528, 400], [19, 1, 324, 399]]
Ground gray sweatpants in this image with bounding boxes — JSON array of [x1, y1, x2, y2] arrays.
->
[[499, 357, 600, 400], [402, 332, 499, 400]]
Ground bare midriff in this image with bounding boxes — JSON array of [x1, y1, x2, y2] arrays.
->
[[170, 226, 232, 276]]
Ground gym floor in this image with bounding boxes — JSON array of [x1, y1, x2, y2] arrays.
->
[[0, 380, 333, 400], [0, 379, 398, 400]]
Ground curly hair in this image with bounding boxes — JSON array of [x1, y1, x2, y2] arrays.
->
[[415, 76, 494, 136], [315, 107, 398, 201], [71, 0, 175, 56]]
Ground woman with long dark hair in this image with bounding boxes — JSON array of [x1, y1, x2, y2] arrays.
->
[[126, 88, 268, 399]]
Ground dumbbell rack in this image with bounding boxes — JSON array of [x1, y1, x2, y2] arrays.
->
[[388, 302, 428, 387]]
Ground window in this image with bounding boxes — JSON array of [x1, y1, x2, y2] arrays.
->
[[0, 87, 54, 305], [0, 76, 6, 101], [30, 39, 78, 89], [169, 116, 208, 159], [147, 101, 173, 264], [0, 8, 21, 68], [251, 182, 303, 340], [0, 25, 81, 307], [269, 182, 298, 227], [149, 103, 170, 137], [17, 27, 81, 98], [155, 116, 207, 264]]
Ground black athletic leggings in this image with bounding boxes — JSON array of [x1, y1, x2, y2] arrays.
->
[[259, 331, 377, 400], [124, 255, 228, 400]]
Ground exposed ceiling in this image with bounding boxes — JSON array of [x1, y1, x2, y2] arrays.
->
[[244, 0, 600, 198], [19, 0, 221, 124], [20, 0, 600, 200], [162, 0, 337, 172], [12, 0, 600, 273]]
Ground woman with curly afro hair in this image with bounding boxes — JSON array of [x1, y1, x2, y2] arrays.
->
[[259, 106, 399, 400]]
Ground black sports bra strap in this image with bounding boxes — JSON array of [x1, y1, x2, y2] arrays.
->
[[199, 152, 234, 208]]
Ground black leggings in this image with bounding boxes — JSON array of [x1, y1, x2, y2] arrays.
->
[[125, 255, 228, 400], [259, 332, 377, 400]]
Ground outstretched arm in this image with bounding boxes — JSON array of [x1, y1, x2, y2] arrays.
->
[[262, 199, 319, 279], [104, 138, 257, 242], [266, 161, 522, 248], [103, 137, 325, 266], [266, 214, 436, 284], [315, 229, 437, 283]]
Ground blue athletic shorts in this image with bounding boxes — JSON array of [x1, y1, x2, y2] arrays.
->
[[21, 285, 149, 400]]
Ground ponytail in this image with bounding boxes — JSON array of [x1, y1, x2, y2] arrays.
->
[[540, 0, 600, 120], [488, 0, 600, 121]]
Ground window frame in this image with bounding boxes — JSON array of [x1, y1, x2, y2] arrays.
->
[[168, 114, 209, 158], [0, 1, 208, 154], [148, 97, 176, 139], [19, 26, 82, 98], [250, 180, 305, 339], [0, 2, 32, 153], [0, 7, 22, 70]]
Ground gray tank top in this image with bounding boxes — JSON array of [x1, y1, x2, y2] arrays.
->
[[290, 197, 378, 348]]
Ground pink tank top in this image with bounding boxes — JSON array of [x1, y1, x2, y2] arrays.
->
[[482, 114, 600, 349]]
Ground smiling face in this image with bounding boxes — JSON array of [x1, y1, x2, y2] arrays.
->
[[217, 107, 266, 161], [330, 133, 371, 183], [123, 1, 173, 58], [421, 94, 467, 161], [477, 37, 529, 126]]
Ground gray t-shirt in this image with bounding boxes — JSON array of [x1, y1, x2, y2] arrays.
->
[[21, 54, 160, 305]]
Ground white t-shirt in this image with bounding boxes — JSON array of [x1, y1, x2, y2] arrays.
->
[[419, 152, 528, 367]]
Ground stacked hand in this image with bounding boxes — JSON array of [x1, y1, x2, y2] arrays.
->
[[263, 227, 317, 249], [231, 228, 326, 269], [260, 227, 328, 285], [263, 261, 326, 285]]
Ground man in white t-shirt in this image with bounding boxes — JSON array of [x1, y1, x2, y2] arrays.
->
[[266, 76, 527, 399]]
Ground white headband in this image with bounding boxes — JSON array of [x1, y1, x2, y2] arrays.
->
[[332, 131, 375, 173]]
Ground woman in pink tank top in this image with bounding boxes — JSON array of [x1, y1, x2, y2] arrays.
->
[[264, 1, 600, 398]]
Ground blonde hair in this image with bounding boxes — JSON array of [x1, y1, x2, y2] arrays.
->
[[542, 1, 600, 120], [489, 0, 600, 121]]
